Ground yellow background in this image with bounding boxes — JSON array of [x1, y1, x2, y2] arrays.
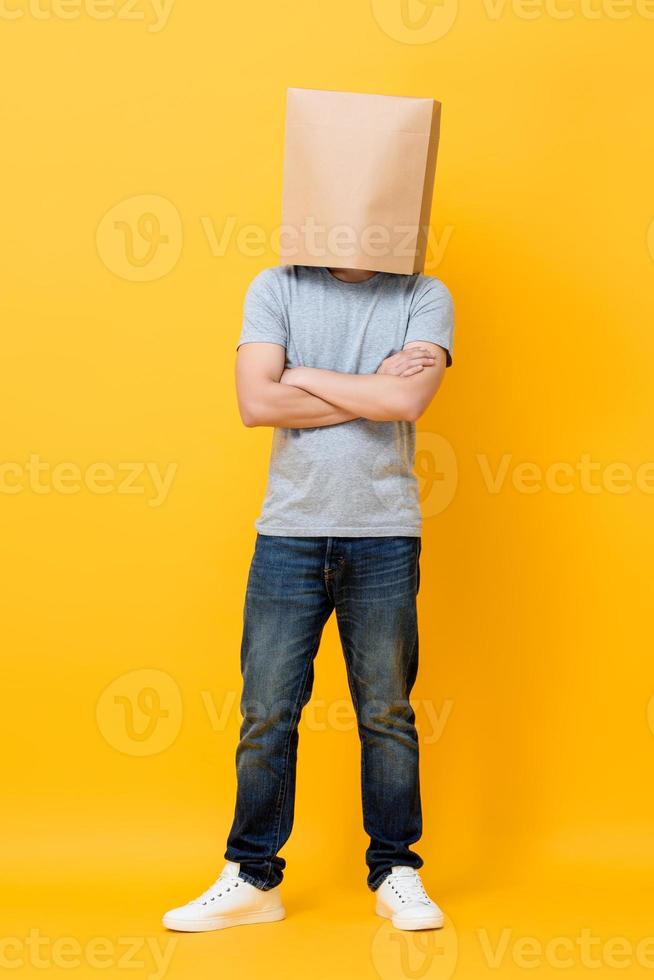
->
[[2, 1, 653, 978]]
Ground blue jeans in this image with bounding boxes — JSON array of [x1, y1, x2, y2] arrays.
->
[[225, 534, 424, 892]]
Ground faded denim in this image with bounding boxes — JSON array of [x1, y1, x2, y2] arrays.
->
[[225, 534, 424, 891]]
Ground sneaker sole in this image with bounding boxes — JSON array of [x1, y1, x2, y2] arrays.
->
[[163, 906, 286, 933], [376, 907, 444, 931]]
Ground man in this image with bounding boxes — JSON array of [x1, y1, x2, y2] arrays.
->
[[163, 261, 454, 932]]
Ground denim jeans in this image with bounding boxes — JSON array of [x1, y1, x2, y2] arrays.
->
[[225, 534, 424, 892]]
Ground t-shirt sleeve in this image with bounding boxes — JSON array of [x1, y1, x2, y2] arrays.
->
[[237, 270, 288, 350], [403, 277, 455, 367]]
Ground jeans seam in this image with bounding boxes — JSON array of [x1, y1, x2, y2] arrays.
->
[[336, 611, 369, 846], [260, 640, 318, 890]]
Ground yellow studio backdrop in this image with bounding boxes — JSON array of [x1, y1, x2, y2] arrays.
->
[[1, 1, 653, 979]]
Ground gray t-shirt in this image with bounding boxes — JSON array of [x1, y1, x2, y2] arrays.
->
[[238, 265, 454, 537]]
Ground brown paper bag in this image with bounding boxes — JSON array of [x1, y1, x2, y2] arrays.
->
[[280, 87, 441, 275]]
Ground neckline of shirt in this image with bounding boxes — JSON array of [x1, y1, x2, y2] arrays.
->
[[317, 267, 383, 288]]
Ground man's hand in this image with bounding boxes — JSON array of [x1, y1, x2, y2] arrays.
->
[[376, 346, 436, 378]]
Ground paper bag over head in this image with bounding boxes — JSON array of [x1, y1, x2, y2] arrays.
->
[[280, 87, 441, 275]]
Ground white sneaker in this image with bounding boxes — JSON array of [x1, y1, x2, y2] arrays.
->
[[162, 861, 285, 932], [375, 866, 444, 930]]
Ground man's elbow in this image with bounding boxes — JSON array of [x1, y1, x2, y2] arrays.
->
[[240, 411, 258, 428], [402, 404, 423, 423], [400, 403, 425, 423], [374, 396, 423, 423], [237, 377, 281, 427], [396, 372, 445, 422], [239, 400, 265, 428], [396, 394, 428, 423]]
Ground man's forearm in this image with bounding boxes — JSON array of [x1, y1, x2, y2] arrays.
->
[[241, 378, 357, 428], [282, 367, 420, 422]]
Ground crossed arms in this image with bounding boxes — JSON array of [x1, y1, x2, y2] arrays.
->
[[235, 341, 448, 428]]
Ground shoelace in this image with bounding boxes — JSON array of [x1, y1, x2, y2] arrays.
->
[[193, 871, 240, 906], [387, 870, 432, 906]]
